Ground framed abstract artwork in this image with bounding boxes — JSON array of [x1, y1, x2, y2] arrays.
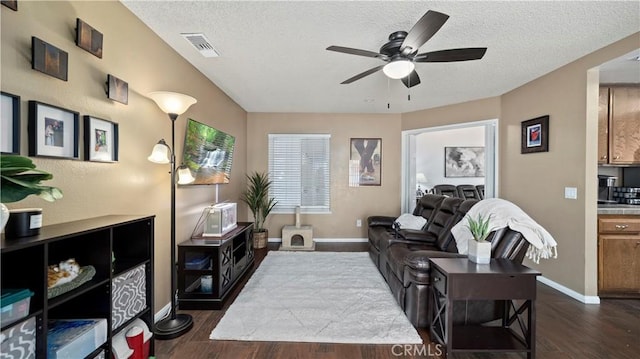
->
[[521, 115, 549, 154], [84, 116, 118, 162], [349, 138, 381, 186], [444, 147, 485, 177], [32, 37, 68, 81], [28, 100, 79, 159], [76, 18, 103, 58], [106, 74, 128, 104], [1, 92, 20, 154]]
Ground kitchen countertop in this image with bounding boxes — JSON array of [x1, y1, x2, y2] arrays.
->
[[598, 204, 640, 215]]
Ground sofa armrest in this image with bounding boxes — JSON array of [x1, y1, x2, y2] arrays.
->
[[397, 229, 437, 244], [367, 215, 397, 228]]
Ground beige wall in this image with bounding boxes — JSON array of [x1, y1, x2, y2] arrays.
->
[[500, 33, 639, 296], [1, 1, 247, 311], [247, 112, 401, 238], [402, 96, 501, 131]]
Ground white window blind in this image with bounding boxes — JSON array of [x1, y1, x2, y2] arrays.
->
[[268, 134, 331, 213]]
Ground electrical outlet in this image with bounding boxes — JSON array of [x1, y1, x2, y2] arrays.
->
[[564, 187, 578, 199], [356, 219, 362, 227]]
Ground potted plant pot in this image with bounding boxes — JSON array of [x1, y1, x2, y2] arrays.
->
[[468, 239, 491, 264], [253, 230, 268, 249]]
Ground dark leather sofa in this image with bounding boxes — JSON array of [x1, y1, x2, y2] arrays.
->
[[368, 194, 531, 328]]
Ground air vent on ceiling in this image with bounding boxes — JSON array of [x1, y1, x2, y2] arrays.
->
[[181, 33, 220, 58]]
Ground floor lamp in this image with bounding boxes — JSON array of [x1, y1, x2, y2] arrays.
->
[[147, 91, 197, 340]]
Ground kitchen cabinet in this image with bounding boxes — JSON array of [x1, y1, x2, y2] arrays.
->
[[598, 215, 640, 298], [598, 85, 640, 165]]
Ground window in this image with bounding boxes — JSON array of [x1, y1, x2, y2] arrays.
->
[[268, 134, 330, 213]]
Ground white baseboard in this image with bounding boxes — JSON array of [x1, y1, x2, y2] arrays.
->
[[154, 302, 171, 323], [268, 237, 368, 243], [537, 276, 600, 304]]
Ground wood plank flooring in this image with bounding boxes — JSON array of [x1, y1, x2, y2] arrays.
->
[[154, 243, 640, 358]]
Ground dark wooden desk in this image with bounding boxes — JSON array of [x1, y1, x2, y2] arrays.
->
[[429, 258, 541, 359]]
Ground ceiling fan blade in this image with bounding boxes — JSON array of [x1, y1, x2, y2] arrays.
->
[[327, 46, 389, 60], [401, 70, 421, 88], [341, 65, 385, 84], [414, 48, 487, 62], [400, 10, 449, 54]]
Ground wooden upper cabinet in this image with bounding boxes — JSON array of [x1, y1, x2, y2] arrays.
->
[[609, 86, 640, 164], [598, 85, 640, 165], [598, 87, 610, 164]]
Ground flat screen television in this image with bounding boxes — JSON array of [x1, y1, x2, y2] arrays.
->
[[182, 118, 235, 184]]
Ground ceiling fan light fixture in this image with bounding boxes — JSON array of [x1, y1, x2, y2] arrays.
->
[[383, 60, 415, 79]]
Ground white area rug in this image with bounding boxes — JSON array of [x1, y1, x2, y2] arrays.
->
[[210, 251, 422, 344]]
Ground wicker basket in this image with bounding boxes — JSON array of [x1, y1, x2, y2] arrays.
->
[[253, 230, 268, 249]]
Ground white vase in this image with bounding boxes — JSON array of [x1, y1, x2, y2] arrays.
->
[[468, 239, 491, 264], [0, 203, 9, 233]]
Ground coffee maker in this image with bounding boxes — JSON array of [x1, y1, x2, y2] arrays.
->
[[598, 175, 617, 204]]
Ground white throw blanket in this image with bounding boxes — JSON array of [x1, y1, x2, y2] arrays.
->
[[451, 198, 558, 263]]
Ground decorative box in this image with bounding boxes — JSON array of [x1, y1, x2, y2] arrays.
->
[[203, 203, 237, 237], [112, 265, 146, 330], [47, 319, 107, 359], [0, 317, 36, 359]]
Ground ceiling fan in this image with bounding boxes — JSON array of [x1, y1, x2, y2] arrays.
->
[[327, 10, 487, 88]]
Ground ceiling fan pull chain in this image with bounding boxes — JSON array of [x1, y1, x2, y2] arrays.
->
[[387, 78, 391, 109]]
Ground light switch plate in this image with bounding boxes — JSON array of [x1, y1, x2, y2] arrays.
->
[[564, 187, 578, 199], [356, 219, 362, 227]]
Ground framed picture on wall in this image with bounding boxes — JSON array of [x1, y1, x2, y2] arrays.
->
[[521, 115, 549, 154], [84, 116, 118, 162], [76, 18, 103, 58], [28, 100, 79, 159], [1, 92, 20, 154], [349, 138, 382, 186], [31, 37, 68, 81], [444, 146, 485, 177]]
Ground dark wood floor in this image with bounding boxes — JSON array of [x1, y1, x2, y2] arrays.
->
[[154, 243, 640, 358]]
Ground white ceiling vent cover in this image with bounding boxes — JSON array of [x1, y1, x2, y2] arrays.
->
[[181, 33, 220, 58]]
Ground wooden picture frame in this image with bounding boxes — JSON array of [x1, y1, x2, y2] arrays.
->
[[28, 100, 79, 159], [106, 74, 128, 105], [1, 0, 17, 11], [76, 18, 103, 58], [84, 116, 118, 162], [349, 138, 381, 186], [32, 37, 68, 81], [521, 115, 549, 154], [444, 147, 485, 178], [1, 92, 21, 154]]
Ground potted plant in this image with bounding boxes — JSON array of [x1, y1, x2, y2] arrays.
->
[[240, 171, 277, 249], [466, 214, 492, 264], [1, 155, 63, 236]]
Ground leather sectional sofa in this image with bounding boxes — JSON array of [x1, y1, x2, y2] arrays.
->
[[368, 194, 531, 328]]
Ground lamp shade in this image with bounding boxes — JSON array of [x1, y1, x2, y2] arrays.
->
[[382, 60, 415, 79], [148, 140, 170, 164], [148, 91, 197, 115], [177, 165, 195, 185]]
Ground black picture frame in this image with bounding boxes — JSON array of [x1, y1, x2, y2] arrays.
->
[[28, 100, 79, 159], [521, 115, 549, 154], [106, 74, 128, 105], [444, 146, 485, 178], [1, 0, 17, 11], [84, 115, 118, 162], [1, 92, 21, 154], [32, 37, 68, 81], [349, 138, 382, 186], [76, 18, 103, 58]]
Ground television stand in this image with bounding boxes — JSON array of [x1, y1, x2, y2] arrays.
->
[[177, 222, 254, 309]]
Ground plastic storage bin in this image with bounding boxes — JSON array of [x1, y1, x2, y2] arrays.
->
[[0, 316, 36, 358], [1, 289, 34, 327]]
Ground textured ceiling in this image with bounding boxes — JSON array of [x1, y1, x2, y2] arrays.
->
[[122, 1, 640, 114]]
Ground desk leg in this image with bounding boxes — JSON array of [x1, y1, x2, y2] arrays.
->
[[529, 299, 536, 359]]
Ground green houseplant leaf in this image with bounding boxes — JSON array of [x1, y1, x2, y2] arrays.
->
[[1, 155, 63, 203], [466, 214, 492, 242], [240, 171, 277, 232]]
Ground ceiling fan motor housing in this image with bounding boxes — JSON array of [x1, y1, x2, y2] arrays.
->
[[380, 31, 415, 57]]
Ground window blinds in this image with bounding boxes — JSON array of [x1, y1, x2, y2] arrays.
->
[[268, 134, 331, 213]]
